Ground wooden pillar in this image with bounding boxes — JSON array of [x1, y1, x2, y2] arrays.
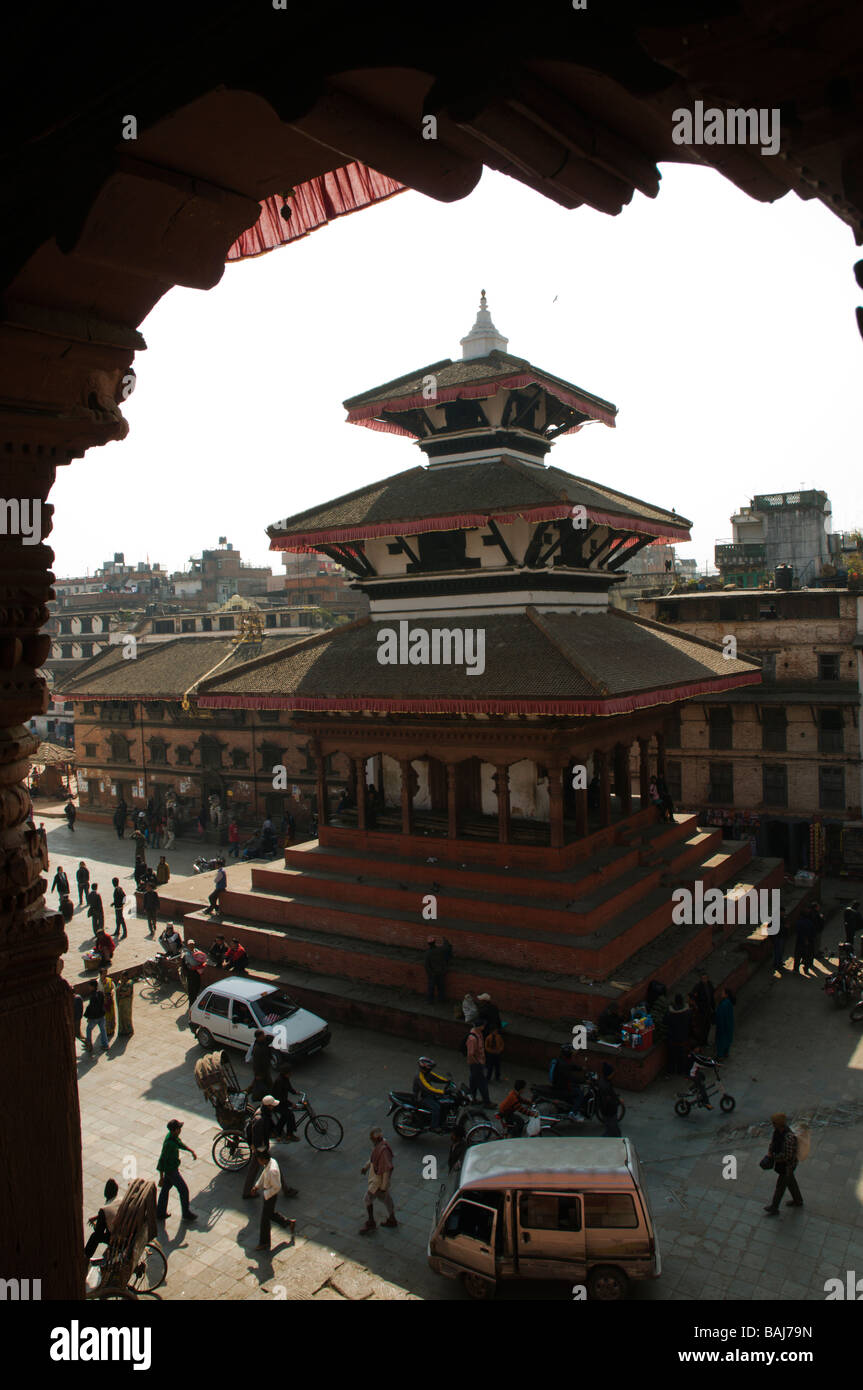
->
[[548, 764, 565, 849], [311, 738, 328, 827], [0, 448, 85, 1298], [446, 763, 458, 840], [353, 757, 366, 831], [494, 764, 510, 844], [614, 743, 632, 816], [656, 732, 666, 779], [399, 758, 413, 836], [638, 737, 650, 807], [574, 784, 588, 838], [595, 748, 612, 827]]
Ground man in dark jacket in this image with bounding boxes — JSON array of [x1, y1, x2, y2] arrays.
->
[[64, 800, 77, 831], [76, 860, 90, 906], [271, 1065, 301, 1141], [690, 971, 715, 1045], [424, 936, 452, 1003], [476, 993, 502, 1034], [84, 981, 109, 1053], [113, 804, 126, 839], [764, 1112, 803, 1215], [249, 1029, 274, 1100], [793, 911, 816, 974], [142, 884, 160, 937], [87, 883, 105, 934], [51, 864, 70, 904], [111, 877, 127, 940], [843, 900, 863, 955], [665, 994, 692, 1075]]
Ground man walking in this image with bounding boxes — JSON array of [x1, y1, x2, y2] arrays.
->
[[228, 819, 241, 858], [163, 814, 176, 851], [64, 800, 77, 832], [84, 981, 109, 1054], [111, 877, 127, 940], [763, 1112, 803, 1215], [87, 882, 105, 935], [203, 862, 227, 916], [113, 803, 126, 839], [359, 1128, 397, 1235], [243, 1097, 298, 1199], [76, 860, 90, 907], [156, 1119, 198, 1224], [142, 882, 160, 937], [51, 863, 70, 906], [793, 910, 815, 974], [843, 900, 863, 955], [424, 935, 452, 1003], [466, 1023, 491, 1104], [250, 1153, 293, 1252], [247, 1028, 274, 1100]]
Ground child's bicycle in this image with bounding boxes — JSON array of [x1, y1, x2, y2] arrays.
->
[[674, 1054, 735, 1117]]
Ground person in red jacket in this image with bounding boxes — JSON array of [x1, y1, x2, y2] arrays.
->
[[466, 1024, 490, 1104], [228, 818, 241, 859], [224, 939, 248, 973]]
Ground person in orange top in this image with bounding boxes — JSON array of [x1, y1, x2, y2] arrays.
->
[[497, 1080, 533, 1136]]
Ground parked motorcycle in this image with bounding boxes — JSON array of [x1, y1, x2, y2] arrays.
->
[[193, 853, 225, 874], [465, 1104, 585, 1147], [825, 943, 863, 1009], [531, 1070, 626, 1123], [387, 1081, 485, 1139]]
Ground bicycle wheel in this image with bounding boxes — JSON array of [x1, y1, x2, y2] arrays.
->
[[212, 1130, 251, 1170], [303, 1112, 344, 1151], [128, 1241, 167, 1293]]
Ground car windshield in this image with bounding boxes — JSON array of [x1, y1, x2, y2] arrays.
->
[[254, 992, 300, 1024]]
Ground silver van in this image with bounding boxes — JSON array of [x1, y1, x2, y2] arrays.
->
[[428, 1137, 660, 1300]]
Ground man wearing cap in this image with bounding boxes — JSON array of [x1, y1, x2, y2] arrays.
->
[[156, 1119, 198, 1223], [250, 1152, 293, 1253], [242, 1097, 299, 1200], [424, 935, 452, 1003]]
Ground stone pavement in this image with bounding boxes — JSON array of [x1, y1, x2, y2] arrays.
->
[[76, 888, 863, 1301]]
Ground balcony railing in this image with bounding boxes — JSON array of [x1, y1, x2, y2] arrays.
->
[[715, 543, 767, 567]]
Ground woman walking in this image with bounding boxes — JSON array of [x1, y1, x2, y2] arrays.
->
[[714, 988, 735, 1061]]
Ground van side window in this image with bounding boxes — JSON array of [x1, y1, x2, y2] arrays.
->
[[444, 1200, 495, 1242], [584, 1193, 638, 1228], [519, 1192, 581, 1231]]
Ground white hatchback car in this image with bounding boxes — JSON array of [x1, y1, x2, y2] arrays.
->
[[190, 978, 331, 1065]]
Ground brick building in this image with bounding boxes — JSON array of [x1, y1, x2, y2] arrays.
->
[[57, 633, 350, 833], [637, 587, 863, 873]]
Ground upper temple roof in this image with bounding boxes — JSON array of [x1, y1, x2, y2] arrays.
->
[[267, 455, 690, 550]]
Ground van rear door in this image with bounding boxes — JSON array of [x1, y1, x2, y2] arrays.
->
[[432, 1199, 498, 1282], [515, 1191, 586, 1280]]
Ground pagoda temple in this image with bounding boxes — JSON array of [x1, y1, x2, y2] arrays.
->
[[183, 295, 782, 1084]]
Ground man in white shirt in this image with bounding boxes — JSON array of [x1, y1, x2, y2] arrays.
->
[[250, 1154, 292, 1252]]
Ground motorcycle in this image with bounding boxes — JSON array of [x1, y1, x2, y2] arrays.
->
[[465, 1103, 586, 1148], [530, 1070, 626, 1123], [825, 943, 863, 1009], [674, 1055, 735, 1117], [193, 853, 225, 874], [386, 1081, 486, 1139]]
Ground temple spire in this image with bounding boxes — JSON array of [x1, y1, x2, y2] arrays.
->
[[460, 289, 509, 360]]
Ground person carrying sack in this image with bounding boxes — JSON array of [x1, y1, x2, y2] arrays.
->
[[763, 1111, 803, 1215]]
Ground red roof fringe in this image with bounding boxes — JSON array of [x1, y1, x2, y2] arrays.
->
[[347, 374, 616, 436], [270, 505, 691, 551], [226, 163, 406, 262], [197, 671, 761, 716]]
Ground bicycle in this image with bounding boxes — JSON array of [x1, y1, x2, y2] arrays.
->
[[210, 1091, 344, 1170], [87, 1242, 167, 1298]]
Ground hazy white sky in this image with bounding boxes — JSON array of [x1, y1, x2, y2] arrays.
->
[[50, 161, 861, 579]]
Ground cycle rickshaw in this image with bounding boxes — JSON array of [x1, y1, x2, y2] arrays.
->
[[86, 1178, 166, 1299]]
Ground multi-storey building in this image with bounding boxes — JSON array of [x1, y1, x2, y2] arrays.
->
[[637, 587, 863, 873]]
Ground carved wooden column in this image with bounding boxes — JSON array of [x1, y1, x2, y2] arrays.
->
[[595, 748, 612, 827], [548, 764, 565, 849], [353, 757, 366, 831], [399, 758, 414, 836], [614, 742, 632, 816], [493, 763, 510, 844], [311, 738, 328, 827], [446, 763, 458, 840], [574, 783, 588, 838], [638, 736, 651, 808], [656, 732, 666, 779], [0, 446, 84, 1298]]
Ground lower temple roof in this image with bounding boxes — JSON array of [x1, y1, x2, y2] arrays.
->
[[195, 608, 760, 717]]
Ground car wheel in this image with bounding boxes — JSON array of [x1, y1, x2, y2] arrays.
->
[[462, 1273, 495, 1300], [196, 1027, 215, 1050]]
